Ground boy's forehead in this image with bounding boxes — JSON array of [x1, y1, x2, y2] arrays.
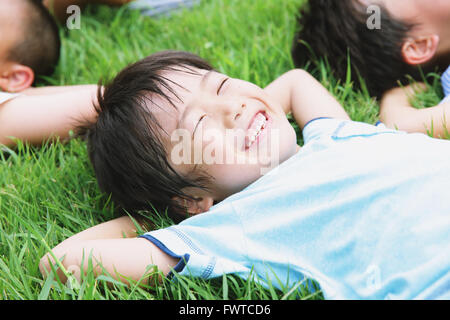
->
[[146, 95, 179, 137], [148, 68, 211, 134], [161, 67, 210, 93]]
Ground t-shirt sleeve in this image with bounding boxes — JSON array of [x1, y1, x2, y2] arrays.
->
[[302, 117, 347, 144], [140, 201, 251, 281], [439, 65, 450, 104], [302, 118, 402, 148], [0, 92, 19, 105], [441, 66, 450, 99]]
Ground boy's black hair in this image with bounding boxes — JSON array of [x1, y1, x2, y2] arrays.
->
[[7, 0, 61, 77], [84, 51, 214, 223], [291, 0, 432, 99]]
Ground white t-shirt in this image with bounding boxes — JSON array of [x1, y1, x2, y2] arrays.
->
[[0, 92, 19, 105]]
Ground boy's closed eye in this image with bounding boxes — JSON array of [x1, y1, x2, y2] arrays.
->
[[217, 77, 229, 95], [192, 75, 230, 135], [193, 115, 207, 135]]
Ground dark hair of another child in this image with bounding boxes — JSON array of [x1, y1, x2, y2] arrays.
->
[[83, 51, 215, 223], [7, 0, 61, 78], [291, 0, 434, 99]]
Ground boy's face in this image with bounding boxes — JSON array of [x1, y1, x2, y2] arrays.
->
[[0, 0, 26, 84], [385, 0, 449, 26], [364, 0, 450, 32], [149, 67, 298, 202], [0, 2, 17, 70]]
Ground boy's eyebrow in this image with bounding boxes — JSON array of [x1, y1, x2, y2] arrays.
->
[[174, 70, 216, 135], [175, 70, 215, 130], [200, 70, 215, 88]]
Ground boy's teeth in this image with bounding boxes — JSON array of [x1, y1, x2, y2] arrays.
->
[[245, 113, 267, 148]]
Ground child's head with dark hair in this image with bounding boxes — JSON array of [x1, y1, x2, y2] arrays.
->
[[292, 0, 450, 99], [84, 51, 297, 222], [0, 0, 61, 92]]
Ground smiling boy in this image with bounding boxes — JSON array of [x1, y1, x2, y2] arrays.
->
[[40, 51, 450, 299]]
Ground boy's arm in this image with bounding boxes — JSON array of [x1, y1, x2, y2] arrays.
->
[[0, 85, 98, 146], [380, 84, 450, 138], [21, 84, 96, 96], [39, 216, 178, 285], [264, 69, 350, 129]]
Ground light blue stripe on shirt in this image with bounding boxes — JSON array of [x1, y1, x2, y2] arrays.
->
[[128, 0, 199, 16], [441, 66, 450, 104]]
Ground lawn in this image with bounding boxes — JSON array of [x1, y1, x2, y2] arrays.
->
[[0, 0, 445, 300]]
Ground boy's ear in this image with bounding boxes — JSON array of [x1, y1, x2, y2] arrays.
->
[[401, 35, 440, 66], [0, 64, 34, 92], [172, 195, 215, 216]]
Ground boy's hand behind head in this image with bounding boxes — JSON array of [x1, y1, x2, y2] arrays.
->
[[83, 51, 298, 222]]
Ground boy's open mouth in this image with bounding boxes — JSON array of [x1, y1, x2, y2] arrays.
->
[[244, 111, 269, 150]]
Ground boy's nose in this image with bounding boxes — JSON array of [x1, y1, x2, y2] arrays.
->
[[208, 98, 245, 129]]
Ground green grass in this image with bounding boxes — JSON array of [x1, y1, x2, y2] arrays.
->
[[0, 0, 445, 300]]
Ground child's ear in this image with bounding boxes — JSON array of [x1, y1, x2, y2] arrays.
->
[[0, 64, 34, 92], [401, 35, 440, 66], [172, 196, 215, 216]]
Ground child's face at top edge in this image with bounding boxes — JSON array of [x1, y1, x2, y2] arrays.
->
[[0, 1, 22, 72], [149, 67, 298, 202], [361, 0, 450, 27]]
